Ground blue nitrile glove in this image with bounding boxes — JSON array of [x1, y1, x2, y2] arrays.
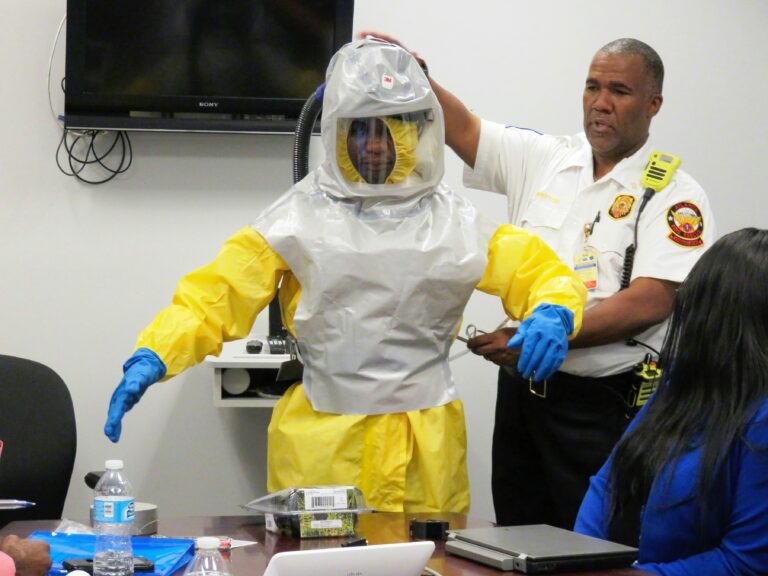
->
[[104, 347, 166, 443], [507, 303, 574, 381]]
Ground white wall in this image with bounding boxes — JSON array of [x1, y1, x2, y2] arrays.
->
[[1, 0, 766, 524]]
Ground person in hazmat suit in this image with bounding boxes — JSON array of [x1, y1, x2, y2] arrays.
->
[[103, 38, 587, 513]]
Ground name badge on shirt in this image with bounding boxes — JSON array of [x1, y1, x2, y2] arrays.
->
[[574, 247, 599, 290]]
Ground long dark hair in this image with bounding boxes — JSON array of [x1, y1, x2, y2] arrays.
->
[[609, 228, 768, 532]]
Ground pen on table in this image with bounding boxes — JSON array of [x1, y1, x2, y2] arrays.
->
[[0, 500, 36, 510]]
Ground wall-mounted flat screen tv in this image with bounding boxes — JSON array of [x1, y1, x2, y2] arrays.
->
[[65, 0, 354, 133]]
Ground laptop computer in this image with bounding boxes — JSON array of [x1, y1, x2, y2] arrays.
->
[[263, 541, 435, 576], [445, 524, 637, 574]]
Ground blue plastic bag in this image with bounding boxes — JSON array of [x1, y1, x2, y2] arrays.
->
[[28, 531, 195, 576]]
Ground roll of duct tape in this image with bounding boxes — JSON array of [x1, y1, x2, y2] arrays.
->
[[134, 502, 159, 535]]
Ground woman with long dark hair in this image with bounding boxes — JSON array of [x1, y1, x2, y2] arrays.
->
[[575, 228, 768, 575]]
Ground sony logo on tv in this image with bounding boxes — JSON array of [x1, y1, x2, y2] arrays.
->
[[198, 101, 219, 108]]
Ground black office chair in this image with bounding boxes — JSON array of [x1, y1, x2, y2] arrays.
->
[[0, 355, 77, 528]]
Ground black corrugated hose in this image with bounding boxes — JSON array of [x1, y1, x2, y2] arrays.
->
[[291, 83, 325, 184], [268, 84, 326, 347]]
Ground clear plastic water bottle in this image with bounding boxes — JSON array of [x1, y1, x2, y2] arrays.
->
[[93, 459, 135, 576], [183, 537, 231, 576]]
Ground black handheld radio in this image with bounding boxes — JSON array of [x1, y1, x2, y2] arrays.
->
[[620, 151, 681, 290], [623, 152, 680, 413]]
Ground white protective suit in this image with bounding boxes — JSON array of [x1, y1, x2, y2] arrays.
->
[[135, 38, 586, 513], [252, 39, 488, 415]]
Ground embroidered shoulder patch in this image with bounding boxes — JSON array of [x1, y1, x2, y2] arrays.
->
[[608, 195, 636, 219], [666, 201, 704, 247]]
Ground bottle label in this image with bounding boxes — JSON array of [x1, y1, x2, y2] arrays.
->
[[94, 497, 135, 523]]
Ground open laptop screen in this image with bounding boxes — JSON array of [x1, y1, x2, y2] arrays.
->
[[263, 541, 435, 576]]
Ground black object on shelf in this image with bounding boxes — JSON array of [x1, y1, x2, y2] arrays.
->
[[84, 471, 104, 490], [246, 339, 264, 354]]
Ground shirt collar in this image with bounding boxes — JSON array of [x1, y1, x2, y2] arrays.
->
[[601, 137, 655, 191], [562, 133, 655, 192]]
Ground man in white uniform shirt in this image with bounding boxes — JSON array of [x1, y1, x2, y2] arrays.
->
[[362, 34, 716, 529]]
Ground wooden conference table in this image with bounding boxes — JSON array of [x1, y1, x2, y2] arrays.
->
[[1, 512, 649, 576]]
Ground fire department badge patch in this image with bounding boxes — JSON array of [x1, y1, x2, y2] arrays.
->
[[608, 195, 636, 219], [666, 201, 704, 247]]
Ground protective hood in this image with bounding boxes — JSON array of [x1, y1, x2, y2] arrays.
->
[[249, 38, 492, 416], [319, 37, 444, 203]]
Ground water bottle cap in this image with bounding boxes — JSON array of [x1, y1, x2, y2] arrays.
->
[[196, 537, 220, 550], [105, 459, 124, 470]]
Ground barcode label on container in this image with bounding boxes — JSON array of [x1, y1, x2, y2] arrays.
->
[[311, 495, 336, 508], [304, 488, 348, 510]]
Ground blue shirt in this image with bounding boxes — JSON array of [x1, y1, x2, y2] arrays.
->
[[575, 399, 768, 575]]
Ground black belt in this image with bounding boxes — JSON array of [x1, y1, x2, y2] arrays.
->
[[505, 367, 635, 400]]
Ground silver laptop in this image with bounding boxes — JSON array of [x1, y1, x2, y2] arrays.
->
[[446, 524, 637, 574], [263, 541, 435, 576]]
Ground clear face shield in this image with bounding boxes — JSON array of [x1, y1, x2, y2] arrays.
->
[[335, 110, 438, 187]]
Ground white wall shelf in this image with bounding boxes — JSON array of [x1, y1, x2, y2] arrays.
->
[[205, 339, 291, 408]]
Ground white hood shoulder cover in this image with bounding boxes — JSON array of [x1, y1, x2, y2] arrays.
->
[[252, 38, 496, 414]]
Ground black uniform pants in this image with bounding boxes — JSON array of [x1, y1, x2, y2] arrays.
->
[[491, 366, 634, 529]]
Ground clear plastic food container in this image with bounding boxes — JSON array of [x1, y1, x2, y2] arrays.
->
[[242, 486, 371, 538]]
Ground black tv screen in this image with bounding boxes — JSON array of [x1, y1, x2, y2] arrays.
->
[[65, 0, 354, 132]]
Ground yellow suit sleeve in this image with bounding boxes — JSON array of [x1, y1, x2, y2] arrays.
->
[[477, 224, 586, 335], [136, 226, 290, 378]]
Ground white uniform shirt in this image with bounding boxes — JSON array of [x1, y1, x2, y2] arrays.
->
[[464, 120, 716, 377]]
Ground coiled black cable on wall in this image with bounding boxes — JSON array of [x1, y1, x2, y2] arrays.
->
[[56, 128, 133, 185]]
